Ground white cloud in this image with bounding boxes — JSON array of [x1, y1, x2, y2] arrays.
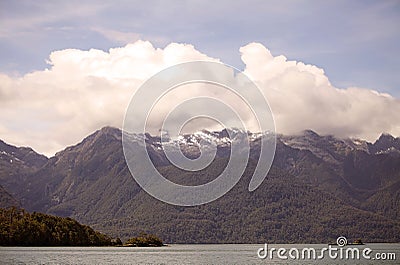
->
[[0, 40, 216, 155], [0, 40, 399, 156], [240, 42, 400, 140]]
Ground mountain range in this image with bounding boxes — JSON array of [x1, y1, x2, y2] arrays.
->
[[0, 127, 399, 243]]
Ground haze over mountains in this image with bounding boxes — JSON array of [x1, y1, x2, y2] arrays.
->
[[0, 127, 399, 243]]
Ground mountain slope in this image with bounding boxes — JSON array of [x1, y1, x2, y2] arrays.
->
[[0, 127, 399, 243], [0, 185, 20, 208], [0, 140, 48, 203]]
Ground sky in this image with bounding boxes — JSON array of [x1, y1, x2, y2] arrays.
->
[[0, 0, 399, 156]]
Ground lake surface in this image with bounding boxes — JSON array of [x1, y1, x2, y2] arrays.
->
[[1, 244, 398, 264]]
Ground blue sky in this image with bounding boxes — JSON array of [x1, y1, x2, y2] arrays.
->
[[0, 1, 399, 155], [1, 0, 399, 96]]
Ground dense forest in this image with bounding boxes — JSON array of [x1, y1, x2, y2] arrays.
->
[[0, 207, 113, 246], [98, 165, 400, 244]]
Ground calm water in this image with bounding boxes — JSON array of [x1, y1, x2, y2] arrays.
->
[[0, 244, 398, 264]]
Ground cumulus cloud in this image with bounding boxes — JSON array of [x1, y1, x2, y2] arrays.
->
[[0, 40, 399, 156], [241, 43, 400, 139], [0, 40, 217, 155]]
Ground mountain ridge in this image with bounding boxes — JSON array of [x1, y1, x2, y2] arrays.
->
[[1, 127, 399, 243]]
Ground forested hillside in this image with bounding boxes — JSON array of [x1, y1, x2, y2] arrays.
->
[[1, 127, 399, 243], [0, 207, 113, 246]]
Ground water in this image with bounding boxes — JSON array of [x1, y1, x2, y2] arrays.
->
[[0, 244, 398, 264]]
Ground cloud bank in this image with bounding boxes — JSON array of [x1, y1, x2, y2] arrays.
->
[[0, 40, 399, 156]]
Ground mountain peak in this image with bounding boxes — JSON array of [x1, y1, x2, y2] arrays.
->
[[98, 126, 121, 135], [89, 126, 122, 143], [370, 132, 400, 154], [1, 126, 400, 244], [301, 129, 320, 138], [0, 139, 48, 168], [377, 133, 395, 142]]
